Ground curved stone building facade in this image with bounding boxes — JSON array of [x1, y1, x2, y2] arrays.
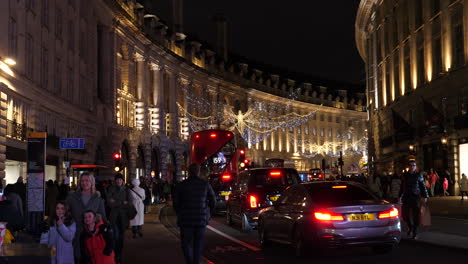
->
[[0, 0, 367, 185], [356, 0, 468, 192]]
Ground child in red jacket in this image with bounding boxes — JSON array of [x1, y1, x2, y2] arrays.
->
[[80, 210, 115, 264]]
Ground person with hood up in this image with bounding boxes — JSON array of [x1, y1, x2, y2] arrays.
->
[[66, 172, 107, 262], [129, 178, 145, 238], [80, 210, 115, 264]]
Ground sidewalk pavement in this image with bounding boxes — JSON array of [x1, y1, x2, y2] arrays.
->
[[402, 196, 468, 250], [122, 204, 187, 264]]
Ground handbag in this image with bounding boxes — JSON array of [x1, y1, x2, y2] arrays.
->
[[420, 204, 431, 226]]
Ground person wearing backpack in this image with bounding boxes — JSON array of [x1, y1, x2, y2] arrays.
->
[[129, 178, 145, 238]]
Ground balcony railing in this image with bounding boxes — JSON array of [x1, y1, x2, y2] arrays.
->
[[6, 120, 30, 141]]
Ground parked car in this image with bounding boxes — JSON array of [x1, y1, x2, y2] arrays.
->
[[258, 181, 401, 257], [208, 173, 236, 214], [226, 168, 301, 232]]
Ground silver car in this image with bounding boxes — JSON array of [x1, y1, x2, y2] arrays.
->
[[258, 181, 401, 257]]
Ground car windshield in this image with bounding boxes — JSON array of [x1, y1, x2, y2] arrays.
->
[[305, 184, 378, 206]]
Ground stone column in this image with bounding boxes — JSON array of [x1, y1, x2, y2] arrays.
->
[[128, 139, 137, 180], [144, 133, 152, 178], [135, 53, 145, 100], [170, 74, 179, 136], [0, 85, 7, 183]]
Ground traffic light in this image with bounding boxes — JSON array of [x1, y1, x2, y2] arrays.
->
[[113, 153, 122, 172], [239, 149, 246, 169]]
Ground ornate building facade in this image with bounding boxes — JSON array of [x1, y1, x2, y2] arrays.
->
[[356, 0, 468, 192], [0, 0, 367, 185]]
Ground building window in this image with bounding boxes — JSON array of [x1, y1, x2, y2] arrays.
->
[[25, 34, 34, 79], [432, 17, 442, 77], [328, 128, 332, 137], [312, 127, 317, 136], [430, 0, 440, 17], [415, 0, 423, 28], [54, 58, 61, 95], [41, 0, 49, 27], [336, 116, 340, 123], [328, 115, 332, 122], [320, 128, 325, 137], [403, 41, 411, 94], [68, 21, 74, 51], [9, 18, 18, 56], [320, 114, 324, 121], [56, 9, 62, 40], [67, 66, 73, 99], [394, 50, 400, 97], [304, 126, 309, 135], [451, 4, 464, 69], [26, 0, 36, 12], [40, 47, 48, 89]]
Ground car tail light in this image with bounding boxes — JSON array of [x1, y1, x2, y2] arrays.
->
[[378, 207, 399, 219], [314, 211, 344, 221], [249, 195, 257, 208], [270, 171, 282, 177], [221, 174, 231, 181], [332, 185, 347, 189], [195, 134, 200, 139], [210, 133, 217, 138], [225, 195, 229, 201], [318, 173, 323, 179]]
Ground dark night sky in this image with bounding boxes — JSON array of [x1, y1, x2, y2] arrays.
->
[[142, 0, 365, 85]]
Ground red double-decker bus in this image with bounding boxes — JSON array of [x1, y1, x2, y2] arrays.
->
[[190, 129, 239, 178], [190, 129, 240, 213]]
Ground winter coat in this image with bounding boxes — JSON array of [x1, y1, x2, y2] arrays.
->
[[443, 178, 449, 191], [81, 221, 115, 264], [66, 191, 107, 258], [40, 220, 76, 264], [0, 200, 25, 231], [106, 185, 132, 227], [173, 176, 216, 227], [5, 192, 23, 217], [429, 172, 439, 185], [390, 177, 402, 199], [400, 171, 429, 207], [129, 179, 145, 226], [460, 176, 468, 192]]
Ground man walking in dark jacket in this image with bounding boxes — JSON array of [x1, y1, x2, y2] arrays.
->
[[400, 160, 429, 239], [174, 164, 216, 264]]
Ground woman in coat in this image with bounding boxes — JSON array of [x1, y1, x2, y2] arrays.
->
[[129, 178, 145, 238], [66, 173, 107, 262], [460, 173, 468, 200], [40, 201, 76, 264]]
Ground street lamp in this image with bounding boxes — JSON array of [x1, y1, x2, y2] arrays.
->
[[441, 135, 448, 145], [409, 144, 414, 151]]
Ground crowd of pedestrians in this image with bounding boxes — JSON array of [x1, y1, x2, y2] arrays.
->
[[0, 172, 178, 264]]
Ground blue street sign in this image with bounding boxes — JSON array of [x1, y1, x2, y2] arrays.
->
[[60, 138, 85, 149]]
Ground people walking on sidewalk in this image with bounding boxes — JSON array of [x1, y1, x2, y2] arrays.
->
[[40, 201, 76, 264], [443, 177, 450, 196], [129, 178, 145, 239], [140, 177, 151, 214], [66, 172, 107, 263], [173, 164, 216, 264], [428, 168, 439, 197], [399, 160, 429, 239], [106, 173, 132, 264], [81, 210, 115, 264], [460, 173, 468, 200]]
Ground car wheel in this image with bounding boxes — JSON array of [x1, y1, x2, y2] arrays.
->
[[258, 221, 271, 249], [241, 214, 252, 233], [372, 244, 394, 254], [226, 206, 233, 226]]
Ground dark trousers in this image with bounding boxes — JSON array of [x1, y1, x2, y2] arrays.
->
[[113, 220, 126, 260], [180, 226, 206, 264], [402, 204, 421, 234]]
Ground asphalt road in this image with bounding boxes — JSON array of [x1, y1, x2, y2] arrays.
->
[[160, 208, 468, 264]]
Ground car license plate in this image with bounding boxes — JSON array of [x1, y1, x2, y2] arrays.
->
[[269, 196, 279, 201], [347, 214, 375, 221], [220, 191, 231, 196]]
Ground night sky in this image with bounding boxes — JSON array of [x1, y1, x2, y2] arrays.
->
[[142, 0, 365, 85]]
